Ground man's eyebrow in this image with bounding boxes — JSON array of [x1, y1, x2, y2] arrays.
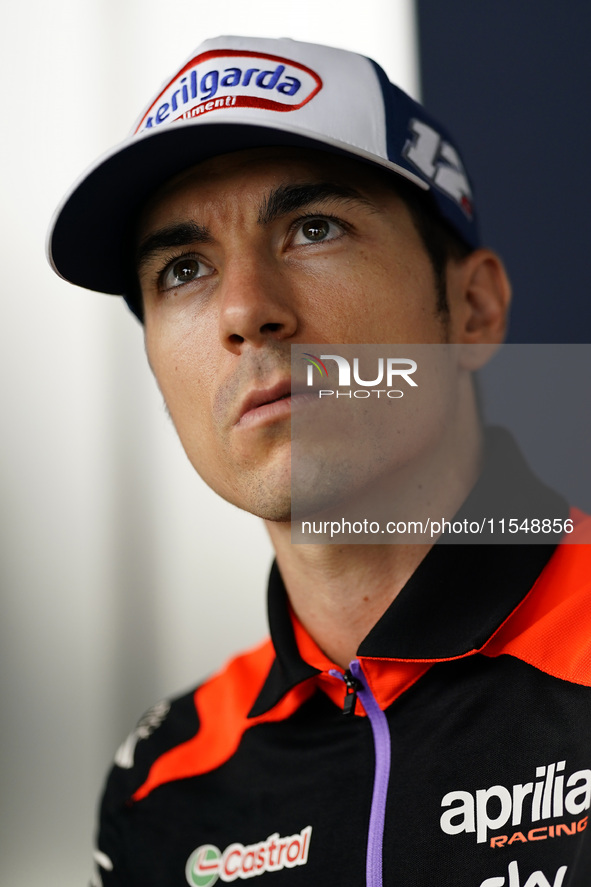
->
[[136, 221, 213, 269], [257, 182, 377, 225]]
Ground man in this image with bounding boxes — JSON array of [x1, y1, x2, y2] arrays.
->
[[48, 36, 591, 887]]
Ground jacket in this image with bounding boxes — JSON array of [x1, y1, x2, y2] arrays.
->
[[93, 432, 591, 887]]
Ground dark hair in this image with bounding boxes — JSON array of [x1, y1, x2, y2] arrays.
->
[[124, 239, 145, 322], [386, 175, 473, 316]]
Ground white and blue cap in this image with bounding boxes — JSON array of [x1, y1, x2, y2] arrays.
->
[[48, 35, 480, 321]]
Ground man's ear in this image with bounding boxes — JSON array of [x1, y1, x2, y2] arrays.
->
[[446, 249, 512, 371], [447, 249, 512, 345]]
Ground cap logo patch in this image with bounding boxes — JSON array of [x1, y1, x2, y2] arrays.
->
[[135, 50, 323, 134], [403, 119, 473, 219]]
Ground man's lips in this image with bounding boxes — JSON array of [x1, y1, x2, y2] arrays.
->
[[235, 379, 309, 428]]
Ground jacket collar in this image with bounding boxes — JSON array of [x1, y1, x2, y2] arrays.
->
[[249, 429, 568, 717]]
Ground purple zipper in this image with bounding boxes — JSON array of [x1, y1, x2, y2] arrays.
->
[[329, 660, 391, 887]]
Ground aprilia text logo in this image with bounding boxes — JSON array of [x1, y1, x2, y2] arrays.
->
[[185, 826, 312, 885], [441, 761, 591, 845]]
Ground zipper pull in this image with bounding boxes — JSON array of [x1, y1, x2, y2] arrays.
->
[[342, 669, 362, 716]]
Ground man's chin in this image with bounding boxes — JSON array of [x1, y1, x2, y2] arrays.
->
[[255, 499, 293, 523], [217, 478, 293, 523]]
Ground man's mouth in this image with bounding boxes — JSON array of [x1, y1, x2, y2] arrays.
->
[[235, 379, 310, 428]]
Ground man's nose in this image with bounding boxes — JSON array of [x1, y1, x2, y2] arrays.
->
[[218, 254, 298, 351]]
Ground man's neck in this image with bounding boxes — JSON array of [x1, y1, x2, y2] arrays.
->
[[264, 540, 436, 668], [266, 404, 483, 669]]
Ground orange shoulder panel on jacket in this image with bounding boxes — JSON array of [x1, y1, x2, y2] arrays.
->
[[133, 637, 315, 802], [483, 510, 591, 687]]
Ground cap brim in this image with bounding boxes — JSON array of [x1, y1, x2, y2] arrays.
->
[[48, 117, 428, 302]]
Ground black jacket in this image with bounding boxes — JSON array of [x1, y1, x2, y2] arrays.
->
[[92, 433, 591, 887]]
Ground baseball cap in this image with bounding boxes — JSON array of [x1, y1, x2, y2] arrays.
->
[[47, 35, 480, 321]]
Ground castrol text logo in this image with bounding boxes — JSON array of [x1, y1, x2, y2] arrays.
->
[[185, 826, 312, 885], [135, 50, 322, 134]]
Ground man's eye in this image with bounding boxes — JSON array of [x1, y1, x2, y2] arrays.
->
[[161, 257, 212, 290], [292, 217, 344, 245]]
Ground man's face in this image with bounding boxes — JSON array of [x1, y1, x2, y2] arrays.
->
[[137, 147, 454, 520]]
